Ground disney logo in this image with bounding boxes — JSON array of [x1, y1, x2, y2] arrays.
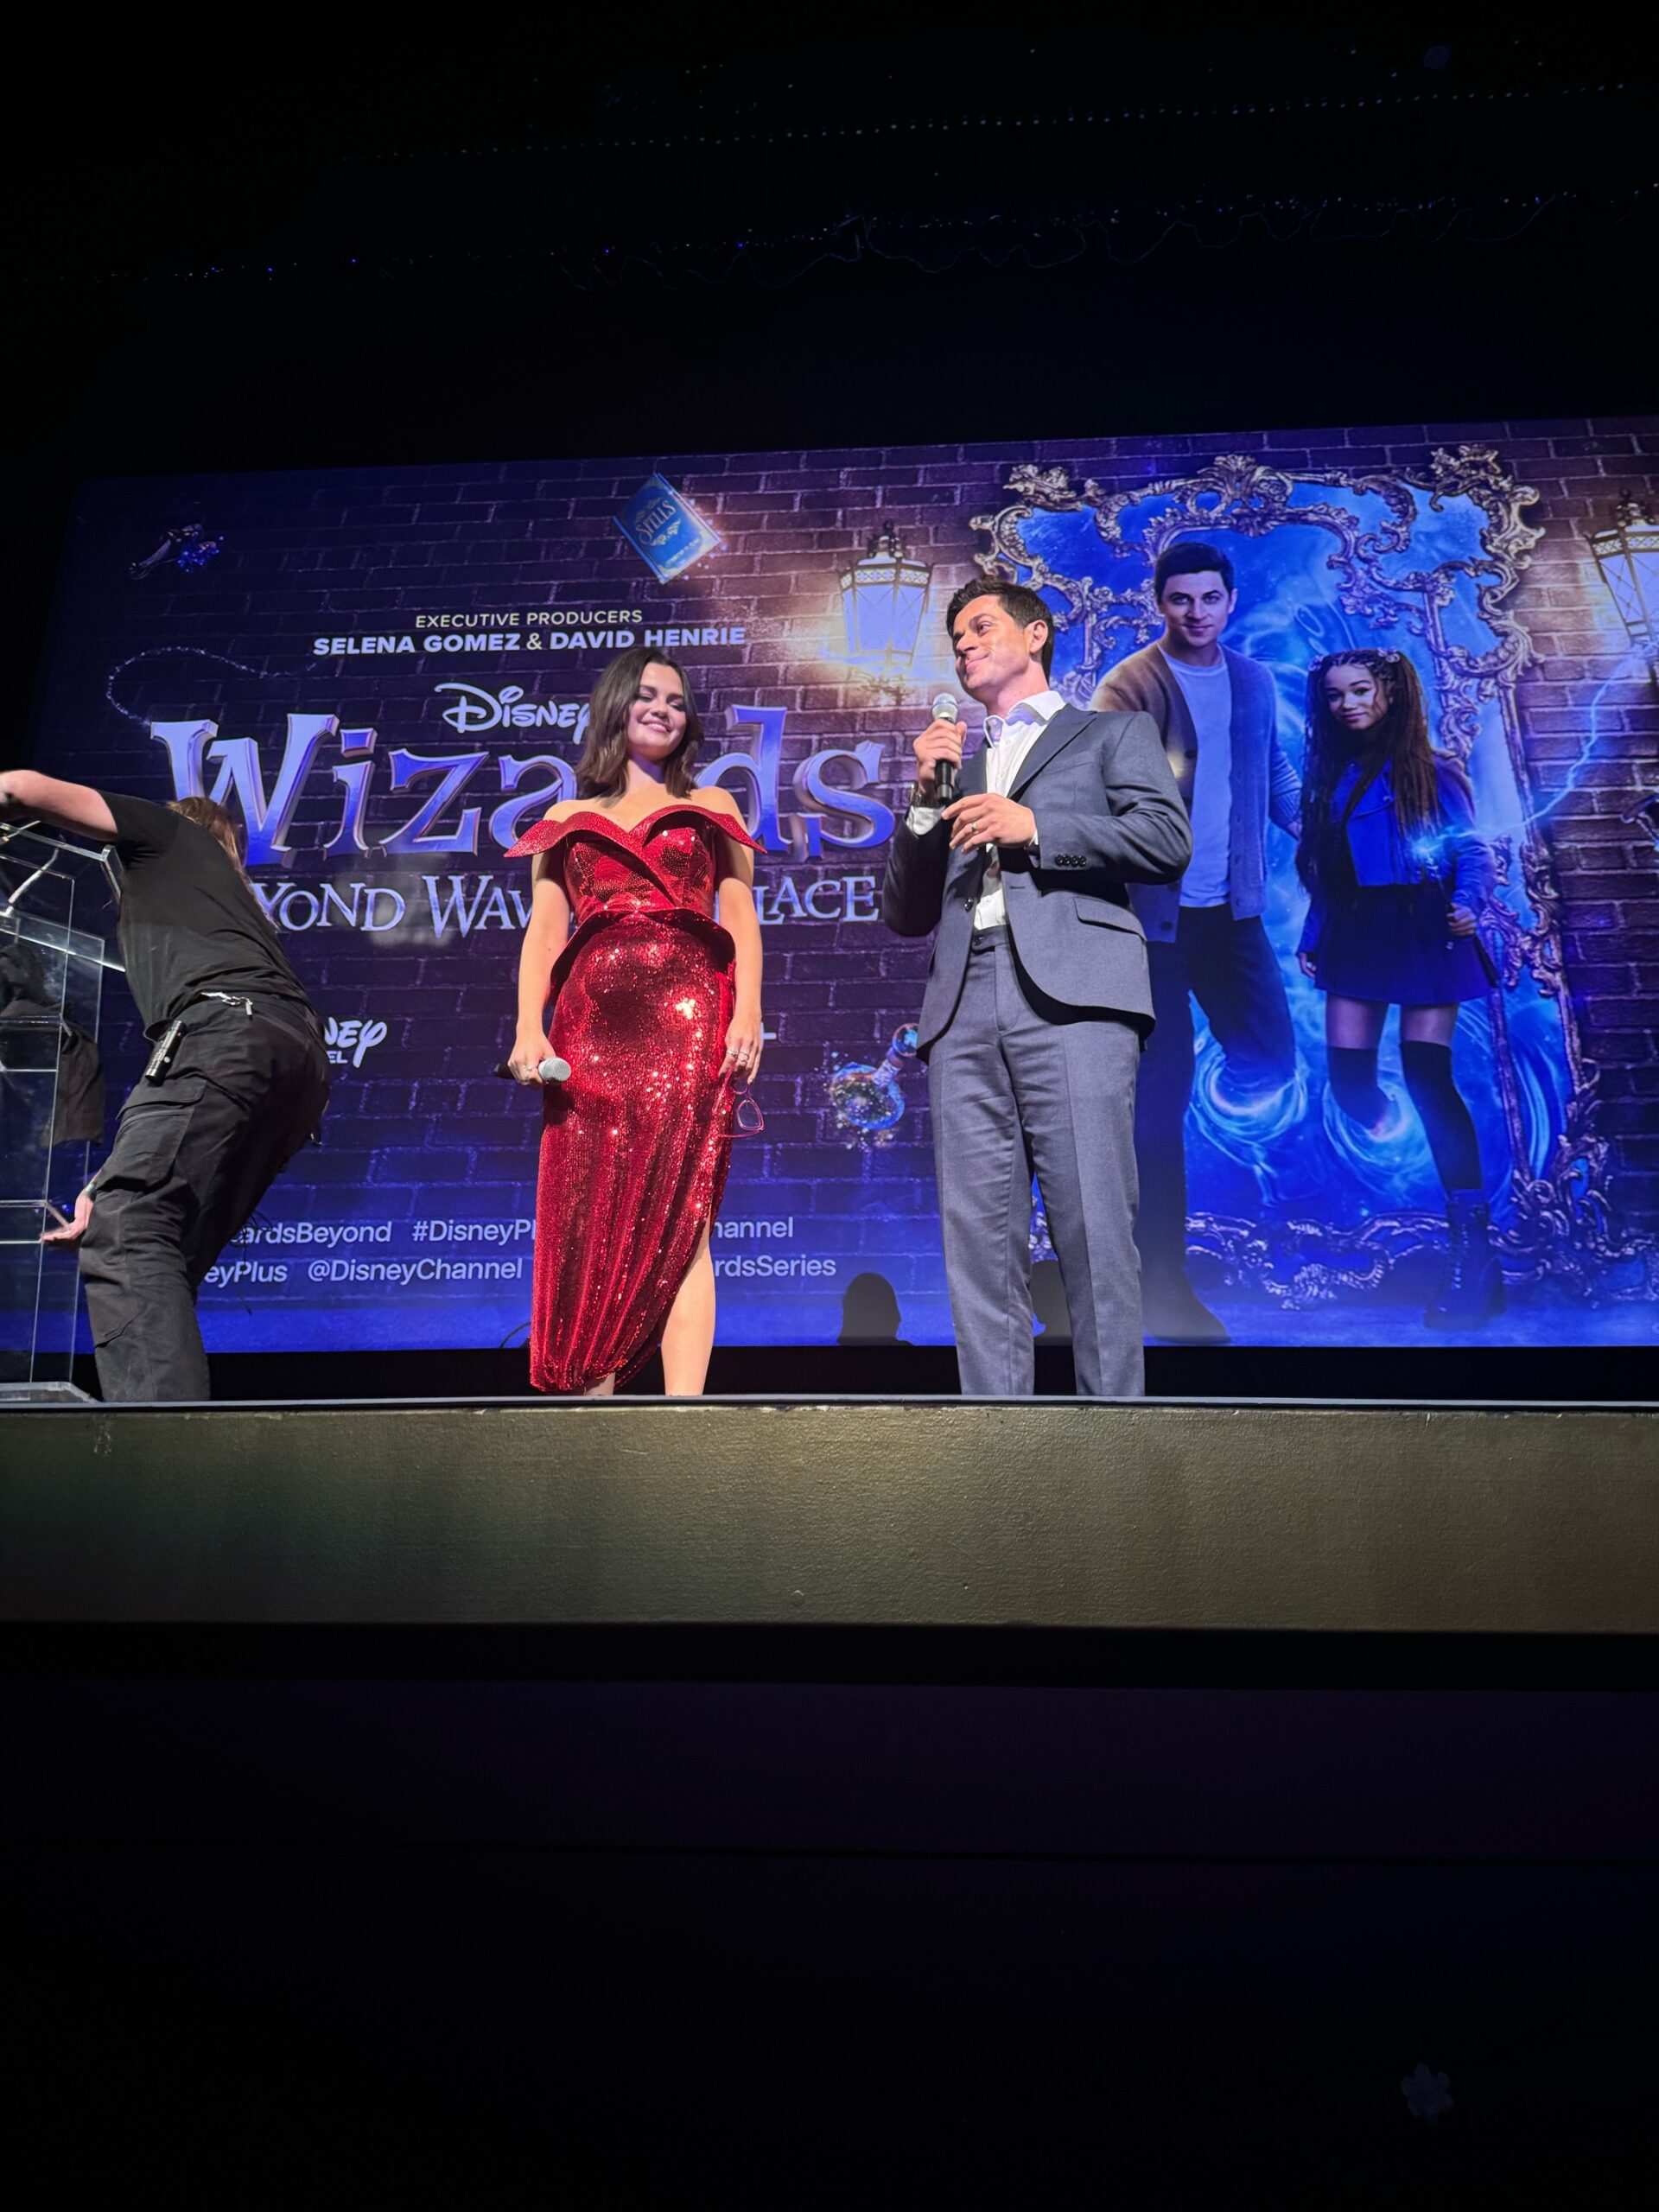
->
[[436, 683, 590, 737], [324, 1015, 389, 1070]]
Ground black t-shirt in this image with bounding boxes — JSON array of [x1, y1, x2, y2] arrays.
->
[[101, 792, 317, 1033]]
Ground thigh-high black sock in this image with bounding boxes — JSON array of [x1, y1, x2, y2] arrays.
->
[[1401, 1039, 1483, 1193], [1327, 1045, 1386, 1126]]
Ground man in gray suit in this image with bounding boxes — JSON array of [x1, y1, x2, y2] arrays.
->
[[1092, 540, 1300, 1344], [881, 578, 1190, 1397]]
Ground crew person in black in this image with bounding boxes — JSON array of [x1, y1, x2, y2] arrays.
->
[[0, 771, 328, 1399]]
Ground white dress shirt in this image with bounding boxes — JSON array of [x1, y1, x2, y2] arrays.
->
[[907, 687, 1064, 931]]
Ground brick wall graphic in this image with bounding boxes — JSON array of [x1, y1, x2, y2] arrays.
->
[[25, 419, 1657, 1352]]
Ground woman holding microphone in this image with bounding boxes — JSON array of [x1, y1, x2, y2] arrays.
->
[[505, 648, 765, 1395]]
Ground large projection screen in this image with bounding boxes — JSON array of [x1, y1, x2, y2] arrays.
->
[[22, 420, 1658, 1352]]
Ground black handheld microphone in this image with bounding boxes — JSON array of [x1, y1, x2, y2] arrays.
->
[[929, 691, 961, 808]]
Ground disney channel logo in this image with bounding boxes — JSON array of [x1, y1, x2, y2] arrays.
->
[[324, 1015, 389, 1070]]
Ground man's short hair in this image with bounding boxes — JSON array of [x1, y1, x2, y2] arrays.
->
[[944, 575, 1056, 679], [1153, 539, 1236, 601]]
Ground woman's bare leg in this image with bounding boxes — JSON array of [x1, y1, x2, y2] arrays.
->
[[660, 1220, 716, 1396], [582, 1372, 617, 1398]]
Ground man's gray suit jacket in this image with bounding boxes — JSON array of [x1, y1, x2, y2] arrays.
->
[[880, 704, 1192, 1052]]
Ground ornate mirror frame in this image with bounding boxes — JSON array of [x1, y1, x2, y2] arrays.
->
[[975, 448, 1653, 1308]]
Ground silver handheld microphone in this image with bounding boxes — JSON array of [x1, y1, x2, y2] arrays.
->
[[492, 1054, 572, 1084], [929, 690, 961, 807]]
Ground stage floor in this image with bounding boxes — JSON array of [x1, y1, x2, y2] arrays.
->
[[3, 1395, 1654, 1649], [8, 1395, 1656, 2195]]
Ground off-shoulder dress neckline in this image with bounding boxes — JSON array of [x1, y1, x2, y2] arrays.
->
[[506, 802, 766, 858]]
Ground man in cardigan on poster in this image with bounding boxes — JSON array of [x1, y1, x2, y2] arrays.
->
[[881, 579, 1191, 1398], [0, 767, 328, 1401], [1092, 540, 1301, 1344]]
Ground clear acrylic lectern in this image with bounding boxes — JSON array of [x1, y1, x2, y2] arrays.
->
[[0, 821, 122, 1402]]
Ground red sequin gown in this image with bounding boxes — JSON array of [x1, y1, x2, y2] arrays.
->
[[505, 804, 765, 1394]]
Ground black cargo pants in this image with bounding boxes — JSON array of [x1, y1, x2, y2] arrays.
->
[[78, 997, 329, 1400]]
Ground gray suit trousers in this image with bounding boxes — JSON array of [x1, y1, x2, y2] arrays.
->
[[928, 932, 1144, 1398]]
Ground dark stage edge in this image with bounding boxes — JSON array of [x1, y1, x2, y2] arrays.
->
[[3, 1396, 1655, 1653]]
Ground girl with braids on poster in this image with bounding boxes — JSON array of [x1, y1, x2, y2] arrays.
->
[[1296, 647, 1504, 1329], [504, 648, 765, 1395]]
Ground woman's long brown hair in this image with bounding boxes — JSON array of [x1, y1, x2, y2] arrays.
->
[[1295, 648, 1465, 900], [574, 647, 704, 800]]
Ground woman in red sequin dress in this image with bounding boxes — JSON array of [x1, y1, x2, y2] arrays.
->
[[505, 649, 765, 1395]]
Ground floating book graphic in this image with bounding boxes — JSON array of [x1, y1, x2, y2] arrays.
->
[[613, 473, 722, 582]]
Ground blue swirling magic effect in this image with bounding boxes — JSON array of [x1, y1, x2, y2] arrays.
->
[[1317, 1074, 1438, 1201], [1189, 1028, 1308, 1195]]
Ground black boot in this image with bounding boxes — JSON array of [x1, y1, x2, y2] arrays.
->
[[1424, 1190, 1506, 1329]]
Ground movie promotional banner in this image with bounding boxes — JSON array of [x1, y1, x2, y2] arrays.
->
[[23, 421, 1659, 1352]]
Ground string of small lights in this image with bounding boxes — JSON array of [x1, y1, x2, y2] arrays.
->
[[381, 79, 1643, 162], [36, 76, 1647, 176], [17, 33, 1652, 296], [32, 183, 1649, 294]]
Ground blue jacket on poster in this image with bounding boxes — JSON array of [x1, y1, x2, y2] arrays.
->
[[1300, 757, 1494, 956]]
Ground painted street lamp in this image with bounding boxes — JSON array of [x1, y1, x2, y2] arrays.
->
[[838, 529, 932, 671], [1587, 493, 1659, 677]]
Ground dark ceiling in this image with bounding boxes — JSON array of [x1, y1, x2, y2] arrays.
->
[[20, 28, 1651, 289], [16, 23, 1656, 476]]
